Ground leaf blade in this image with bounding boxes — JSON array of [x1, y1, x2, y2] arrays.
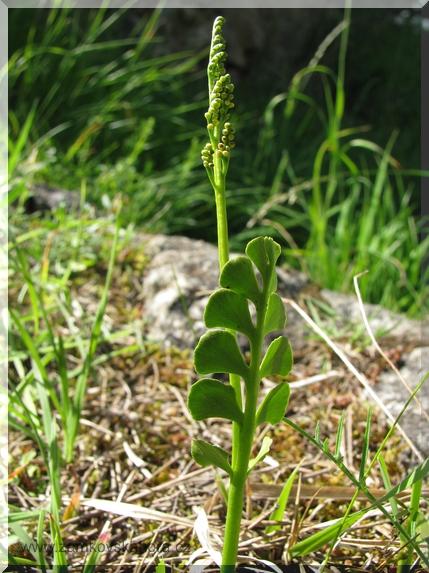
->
[[188, 378, 243, 425], [256, 381, 290, 426], [204, 289, 255, 340], [248, 436, 272, 474], [263, 293, 286, 336], [245, 237, 280, 294], [194, 330, 249, 380], [191, 439, 233, 477], [219, 256, 261, 304], [259, 336, 293, 379]]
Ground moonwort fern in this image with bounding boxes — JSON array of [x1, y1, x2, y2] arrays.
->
[[187, 17, 293, 571]]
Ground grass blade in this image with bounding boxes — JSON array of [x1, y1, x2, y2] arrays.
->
[[82, 530, 110, 573], [334, 410, 345, 461], [37, 509, 48, 573], [265, 465, 300, 535], [49, 513, 69, 573], [65, 206, 122, 462], [8, 100, 38, 176], [288, 507, 366, 558], [359, 407, 371, 483], [9, 309, 62, 413], [57, 336, 70, 416]]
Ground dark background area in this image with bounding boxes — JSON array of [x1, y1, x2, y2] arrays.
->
[[9, 7, 421, 173], [148, 7, 421, 170]]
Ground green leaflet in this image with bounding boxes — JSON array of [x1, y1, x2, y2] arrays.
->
[[188, 378, 244, 426], [259, 336, 293, 379], [191, 439, 233, 477], [263, 292, 286, 336], [219, 256, 261, 305], [256, 382, 290, 426], [247, 436, 272, 474], [204, 289, 255, 340], [246, 237, 280, 294], [194, 330, 249, 380]]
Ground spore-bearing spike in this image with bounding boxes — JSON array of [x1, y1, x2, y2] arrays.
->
[[205, 15, 235, 164]]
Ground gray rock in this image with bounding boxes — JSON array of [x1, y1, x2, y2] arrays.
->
[[141, 235, 221, 350], [303, 290, 429, 458], [25, 184, 81, 213], [320, 289, 429, 348], [373, 347, 429, 457]]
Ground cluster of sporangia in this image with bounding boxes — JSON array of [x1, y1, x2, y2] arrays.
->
[[201, 17, 235, 174]]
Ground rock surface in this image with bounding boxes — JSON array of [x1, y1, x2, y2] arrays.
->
[[373, 346, 429, 457], [320, 290, 429, 348], [140, 233, 429, 457], [25, 184, 81, 213]]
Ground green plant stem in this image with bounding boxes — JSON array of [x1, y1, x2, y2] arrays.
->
[[212, 151, 243, 465], [221, 387, 259, 569], [221, 285, 268, 570], [212, 152, 250, 568], [214, 177, 230, 272], [214, 189, 242, 463], [222, 442, 256, 568]]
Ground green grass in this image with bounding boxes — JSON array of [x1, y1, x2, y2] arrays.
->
[[8, 7, 427, 318], [8, 194, 126, 463], [8, 7, 210, 233], [228, 8, 427, 317], [7, 189, 155, 570]]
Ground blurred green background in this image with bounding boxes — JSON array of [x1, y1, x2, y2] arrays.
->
[[8, 7, 428, 316]]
